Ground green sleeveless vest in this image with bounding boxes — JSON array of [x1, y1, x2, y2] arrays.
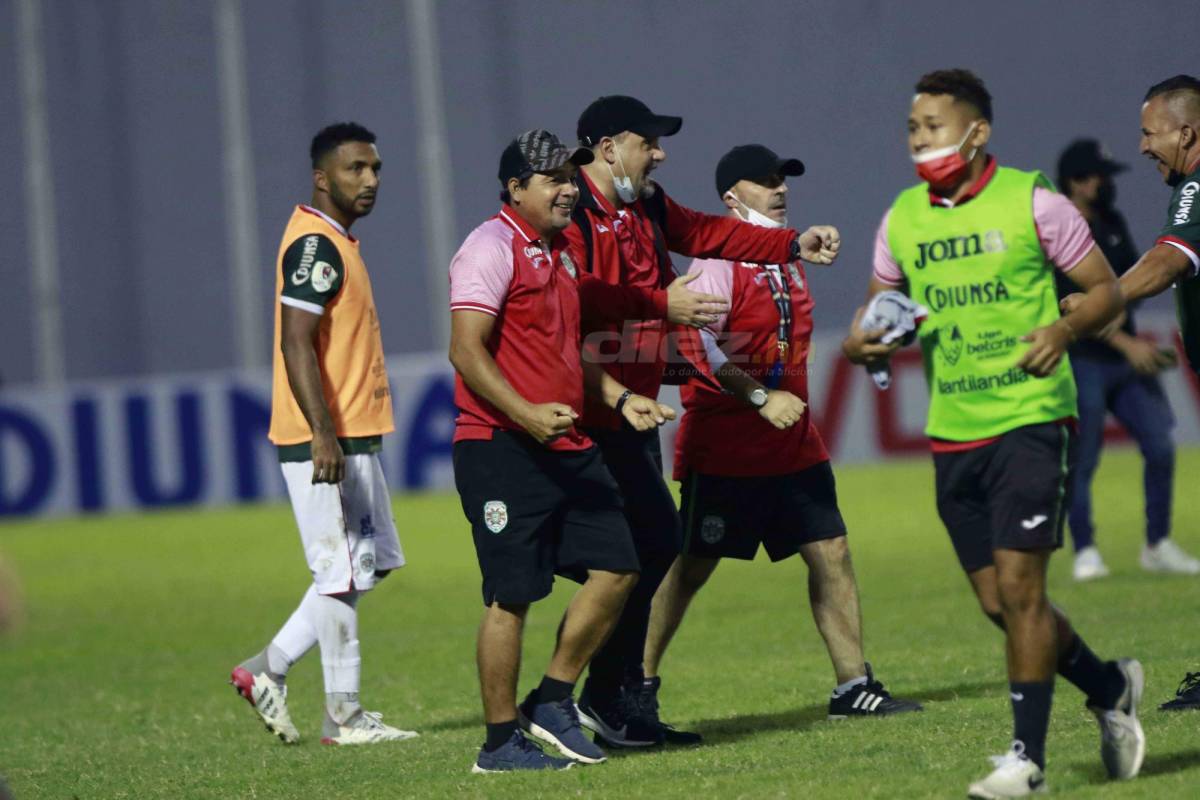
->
[[887, 166, 1076, 440]]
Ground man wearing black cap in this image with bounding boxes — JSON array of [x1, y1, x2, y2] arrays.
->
[[449, 129, 680, 772], [1054, 139, 1193, 581], [643, 144, 922, 723], [565, 95, 842, 748]]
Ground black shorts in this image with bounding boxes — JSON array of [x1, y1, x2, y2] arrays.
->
[[453, 431, 640, 606], [679, 461, 847, 562], [585, 426, 682, 569], [933, 422, 1075, 573]]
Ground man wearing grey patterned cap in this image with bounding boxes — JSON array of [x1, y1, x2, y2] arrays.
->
[[449, 129, 679, 772]]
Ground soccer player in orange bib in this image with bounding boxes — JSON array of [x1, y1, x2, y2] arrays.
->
[[230, 123, 416, 746]]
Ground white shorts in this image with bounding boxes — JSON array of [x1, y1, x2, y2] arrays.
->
[[280, 453, 404, 594]]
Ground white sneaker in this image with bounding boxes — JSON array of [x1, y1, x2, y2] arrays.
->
[[1073, 546, 1110, 581], [967, 746, 1047, 798], [321, 710, 419, 745], [1140, 539, 1200, 574], [230, 666, 300, 744], [1087, 658, 1145, 780]]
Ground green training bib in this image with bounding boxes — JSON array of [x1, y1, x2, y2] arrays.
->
[[887, 166, 1076, 441]]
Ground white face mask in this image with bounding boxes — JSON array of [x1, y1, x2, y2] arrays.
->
[[607, 145, 639, 204], [911, 120, 979, 165], [727, 192, 786, 228]]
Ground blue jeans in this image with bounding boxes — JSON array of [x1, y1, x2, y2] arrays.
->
[[1068, 355, 1175, 550]]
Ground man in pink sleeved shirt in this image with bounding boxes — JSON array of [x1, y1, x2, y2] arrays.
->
[[448, 129, 678, 773], [842, 69, 1140, 797], [643, 144, 921, 724]]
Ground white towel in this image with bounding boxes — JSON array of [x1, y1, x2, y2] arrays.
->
[[861, 291, 928, 390]]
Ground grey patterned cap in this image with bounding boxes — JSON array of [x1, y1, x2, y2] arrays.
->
[[498, 129, 594, 183]]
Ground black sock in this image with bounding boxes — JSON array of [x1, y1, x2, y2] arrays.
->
[[1057, 634, 1124, 708], [535, 676, 575, 704], [1010, 680, 1054, 770], [484, 719, 518, 751]]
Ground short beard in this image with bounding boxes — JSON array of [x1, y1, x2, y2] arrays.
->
[[329, 181, 364, 220]]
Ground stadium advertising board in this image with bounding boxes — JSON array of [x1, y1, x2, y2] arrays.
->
[[2, 314, 1198, 519]]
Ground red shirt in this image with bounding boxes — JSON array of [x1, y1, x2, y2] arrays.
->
[[565, 172, 798, 429], [449, 206, 665, 451], [674, 258, 829, 478]]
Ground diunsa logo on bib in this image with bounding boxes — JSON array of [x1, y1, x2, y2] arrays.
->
[[483, 500, 509, 533]]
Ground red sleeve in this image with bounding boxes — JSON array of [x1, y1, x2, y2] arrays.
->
[[578, 271, 668, 330], [659, 189, 795, 263]]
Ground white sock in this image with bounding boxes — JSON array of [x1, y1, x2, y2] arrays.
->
[[313, 590, 362, 718], [270, 585, 321, 673], [833, 674, 868, 698]]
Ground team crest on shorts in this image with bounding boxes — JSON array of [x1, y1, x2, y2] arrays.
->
[[560, 252, 577, 278], [700, 515, 725, 544], [483, 500, 509, 533], [359, 552, 376, 573]]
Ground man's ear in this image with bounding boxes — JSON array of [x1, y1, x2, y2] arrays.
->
[[313, 169, 329, 194], [599, 136, 618, 164], [1181, 125, 1198, 149], [722, 191, 739, 211], [971, 119, 992, 149], [507, 177, 522, 203]]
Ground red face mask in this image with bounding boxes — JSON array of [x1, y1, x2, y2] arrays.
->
[[912, 121, 979, 191]]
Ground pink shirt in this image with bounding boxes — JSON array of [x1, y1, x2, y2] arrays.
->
[[872, 188, 1096, 285]]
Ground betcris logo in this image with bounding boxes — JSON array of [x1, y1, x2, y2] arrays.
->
[[1175, 182, 1199, 225], [0, 359, 461, 518], [913, 230, 1007, 269]]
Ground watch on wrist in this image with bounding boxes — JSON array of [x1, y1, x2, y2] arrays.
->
[[749, 387, 769, 408], [615, 389, 633, 416]]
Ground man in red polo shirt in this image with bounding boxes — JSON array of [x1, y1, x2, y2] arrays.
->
[[643, 143, 922, 724], [566, 95, 842, 747], [449, 129, 677, 773]]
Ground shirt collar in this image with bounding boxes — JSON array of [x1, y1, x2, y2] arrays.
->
[[580, 169, 620, 218], [927, 155, 998, 208], [299, 204, 356, 242], [498, 205, 570, 251]]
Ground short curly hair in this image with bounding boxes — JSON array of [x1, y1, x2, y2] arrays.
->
[[914, 69, 993, 123], [310, 122, 376, 169]]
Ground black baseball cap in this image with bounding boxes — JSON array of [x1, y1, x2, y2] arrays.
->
[[498, 129, 593, 184], [576, 95, 683, 146], [1057, 139, 1128, 185], [715, 144, 805, 197]]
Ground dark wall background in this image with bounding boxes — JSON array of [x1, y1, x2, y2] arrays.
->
[[0, 0, 1190, 385]]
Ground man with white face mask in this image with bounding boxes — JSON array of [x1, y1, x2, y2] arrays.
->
[[565, 96, 842, 748], [642, 144, 923, 726], [843, 69, 1141, 798]]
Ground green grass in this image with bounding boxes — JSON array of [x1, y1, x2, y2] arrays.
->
[[2, 448, 1199, 799]]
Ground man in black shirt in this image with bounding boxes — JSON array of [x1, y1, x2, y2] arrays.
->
[[1054, 139, 1198, 579]]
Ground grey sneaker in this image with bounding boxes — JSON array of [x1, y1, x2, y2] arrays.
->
[[1087, 658, 1145, 780]]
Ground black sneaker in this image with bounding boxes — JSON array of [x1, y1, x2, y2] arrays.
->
[[1160, 670, 1200, 711], [577, 684, 662, 747], [828, 664, 923, 719], [628, 676, 703, 745]]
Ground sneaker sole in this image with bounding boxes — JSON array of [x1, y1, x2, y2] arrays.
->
[[519, 712, 606, 764], [470, 761, 576, 774], [229, 667, 299, 745], [576, 704, 659, 748], [320, 733, 419, 746]]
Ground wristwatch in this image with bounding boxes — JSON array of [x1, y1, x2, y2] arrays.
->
[[748, 387, 769, 408]]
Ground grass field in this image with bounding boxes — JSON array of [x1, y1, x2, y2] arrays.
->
[[2, 447, 1199, 799]]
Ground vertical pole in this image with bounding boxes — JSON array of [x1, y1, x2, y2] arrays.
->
[[405, 0, 456, 352], [214, 0, 265, 369], [16, 0, 65, 385]]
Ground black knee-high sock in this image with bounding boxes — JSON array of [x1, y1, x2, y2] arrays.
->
[[1057, 633, 1124, 708], [1011, 680, 1054, 769]]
